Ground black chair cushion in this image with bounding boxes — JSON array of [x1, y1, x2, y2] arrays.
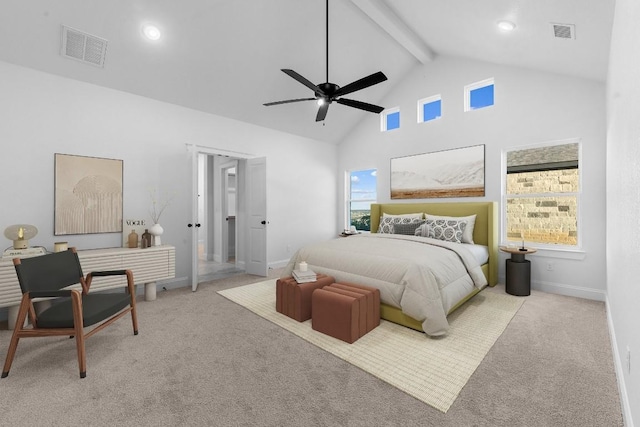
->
[[37, 293, 132, 329]]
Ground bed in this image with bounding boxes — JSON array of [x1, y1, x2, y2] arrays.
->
[[281, 202, 498, 336]]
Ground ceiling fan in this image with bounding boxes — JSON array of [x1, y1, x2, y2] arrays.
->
[[263, 0, 387, 122]]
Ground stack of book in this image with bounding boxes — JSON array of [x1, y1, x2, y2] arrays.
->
[[293, 269, 317, 283]]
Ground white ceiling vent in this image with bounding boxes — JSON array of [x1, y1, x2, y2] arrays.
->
[[551, 23, 576, 40], [61, 25, 108, 67]]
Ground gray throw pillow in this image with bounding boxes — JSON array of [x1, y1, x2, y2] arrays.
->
[[378, 216, 424, 234], [392, 220, 426, 235]]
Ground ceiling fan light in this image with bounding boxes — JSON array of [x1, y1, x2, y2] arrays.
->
[[317, 98, 325, 106], [497, 20, 516, 31]]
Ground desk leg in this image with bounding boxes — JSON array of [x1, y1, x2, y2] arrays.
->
[[145, 282, 157, 301]]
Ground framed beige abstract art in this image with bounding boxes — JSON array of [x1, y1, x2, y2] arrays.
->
[[54, 153, 123, 235], [390, 144, 485, 199]]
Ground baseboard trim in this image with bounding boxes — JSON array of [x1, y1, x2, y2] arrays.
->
[[533, 279, 606, 301], [145, 276, 190, 294], [605, 297, 635, 427], [269, 259, 291, 269], [499, 275, 606, 301]]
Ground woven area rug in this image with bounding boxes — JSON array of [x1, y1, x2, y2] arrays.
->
[[218, 280, 523, 413]]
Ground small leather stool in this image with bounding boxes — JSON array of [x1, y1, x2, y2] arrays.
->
[[312, 288, 361, 344], [328, 282, 380, 333], [276, 274, 335, 322]]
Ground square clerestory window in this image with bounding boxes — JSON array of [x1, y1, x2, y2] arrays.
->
[[417, 95, 442, 123], [381, 108, 400, 132], [465, 78, 494, 111]]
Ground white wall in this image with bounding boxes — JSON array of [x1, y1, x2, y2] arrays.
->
[[606, 0, 640, 424], [0, 60, 338, 288], [338, 55, 607, 300]]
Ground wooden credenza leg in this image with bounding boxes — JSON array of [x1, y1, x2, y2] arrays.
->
[[145, 282, 157, 301]]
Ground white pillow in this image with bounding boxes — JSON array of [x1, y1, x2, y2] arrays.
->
[[383, 212, 423, 219], [424, 214, 476, 244]]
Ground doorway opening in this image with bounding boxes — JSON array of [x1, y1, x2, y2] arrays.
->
[[190, 144, 267, 292], [197, 154, 244, 283]]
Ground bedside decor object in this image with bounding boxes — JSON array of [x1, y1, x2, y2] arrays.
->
[[2, 225, 46, 258], [148, 224, 163, 246], [519, 231, 527, 251], [54, 153, 123, 235], [127, 230, 139, 248], [141, 229, 152, 248], [4, 224, 38, 249], [148, 189, 173, 246]]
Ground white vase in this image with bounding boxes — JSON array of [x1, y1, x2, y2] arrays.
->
[[149, 223, 164, 246]]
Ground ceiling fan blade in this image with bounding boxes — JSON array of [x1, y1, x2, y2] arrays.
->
[[281, 69, 323, 95], [333, 71, 387, 97], [263, 98, 316, 107], [316, 103, 330, 121], [336, 98, 385, 114]]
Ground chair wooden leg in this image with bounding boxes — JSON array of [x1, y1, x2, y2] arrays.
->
[[71, 291, 86, 378], [2, 298, 30, 378], [126, 272, 139, 335]]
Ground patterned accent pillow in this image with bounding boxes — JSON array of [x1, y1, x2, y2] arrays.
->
[[425, 219, 467, 243], [378, 216, 424, 234], [424, 214, 476, 244], [392, 220, 426, 235]]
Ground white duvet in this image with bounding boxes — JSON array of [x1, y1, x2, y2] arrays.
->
[[282, 233, 487, 336]]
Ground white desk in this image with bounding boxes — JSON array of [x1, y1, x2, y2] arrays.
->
[[1, 245, 175, 328]]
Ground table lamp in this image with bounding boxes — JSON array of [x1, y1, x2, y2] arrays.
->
[[4, 224, 38, 249]]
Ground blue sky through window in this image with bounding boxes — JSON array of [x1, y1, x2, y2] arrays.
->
[[350, 169, 376, 210], [386, 111, 400, 130], [422, 99, 441, 122], [470, 84, 494, 109]]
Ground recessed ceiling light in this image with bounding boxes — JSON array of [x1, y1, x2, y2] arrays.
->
[[142, 24, 161, 41], [497, 20, 516, 31]]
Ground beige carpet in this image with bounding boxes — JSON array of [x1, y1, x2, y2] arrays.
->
[[218, 279, 524, 413]]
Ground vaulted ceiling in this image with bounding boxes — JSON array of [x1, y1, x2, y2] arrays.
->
[[0, 0, 615, 144]]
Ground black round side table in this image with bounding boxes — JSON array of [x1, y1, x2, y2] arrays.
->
[[500, 246, 537, 296]]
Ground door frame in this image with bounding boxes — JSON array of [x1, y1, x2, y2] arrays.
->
[[188, 144, 261, 292]]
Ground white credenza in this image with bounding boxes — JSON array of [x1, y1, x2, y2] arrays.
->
[[0, 245, 175, 328]]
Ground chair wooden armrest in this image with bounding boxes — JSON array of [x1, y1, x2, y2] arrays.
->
[[84, 269, 135, 294]]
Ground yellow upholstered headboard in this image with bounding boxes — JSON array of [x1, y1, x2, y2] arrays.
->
[[370, 201, 498, 286]]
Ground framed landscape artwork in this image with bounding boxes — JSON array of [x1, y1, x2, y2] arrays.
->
[[54, 153, 123, 235], [390, 144, 485, 199]]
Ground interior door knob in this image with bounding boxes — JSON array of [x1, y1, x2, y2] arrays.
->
[[261, 220, 267, 225], [187, 223, 193, 228], [195, 223, 201, 227]]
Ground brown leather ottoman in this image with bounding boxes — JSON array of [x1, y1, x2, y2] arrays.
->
[[322, 287, 367, 338], [275, 274, 335, 322], [312, 288, 361, 344], [329, 282, 381, 333]]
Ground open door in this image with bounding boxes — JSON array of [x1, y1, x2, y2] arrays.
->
[[190, 145, 267, 291], [245, 157, 268, 276]]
